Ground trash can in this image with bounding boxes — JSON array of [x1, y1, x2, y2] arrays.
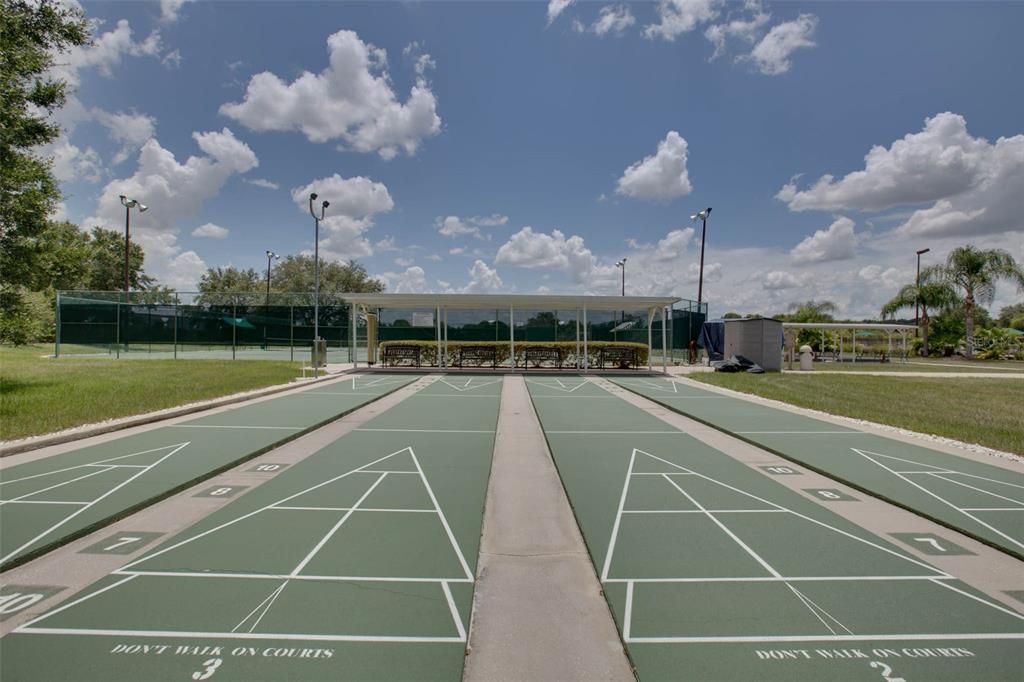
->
[[799, 345, 814, 371], [312, 338, 327, 368]]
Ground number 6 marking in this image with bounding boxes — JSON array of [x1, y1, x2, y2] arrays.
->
[[192, 658, 222, 680], [870, 661, 906, 682]]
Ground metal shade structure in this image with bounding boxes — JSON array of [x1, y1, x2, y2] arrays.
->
[[341, 293, 682, 373]]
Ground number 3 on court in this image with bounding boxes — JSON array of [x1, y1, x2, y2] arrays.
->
[[192, 658, 222, 680]]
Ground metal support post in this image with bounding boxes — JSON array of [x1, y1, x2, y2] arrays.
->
[[661, 306, 668, 374]]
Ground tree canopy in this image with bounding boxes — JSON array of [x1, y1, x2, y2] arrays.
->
[[1, 0, 90, 288]]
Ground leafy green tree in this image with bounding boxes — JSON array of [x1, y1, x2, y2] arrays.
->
[[880, 278, 959, 356], [197, 266, 262, 300], [30, 221, 92, 291], [781, 300, 837, 323], [85, 227, 152, 291], [996, 303, 1024, 330], [1, 0, 89, 287], [721, 312, 741, 319], [932, 246, 1024, 358], [271, 256, 385, 298]]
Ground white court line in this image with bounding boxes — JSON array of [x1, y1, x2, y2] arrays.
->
[[962, 507, 1024, 512], [736, 431, 861, 435], [530, 395, 619, 399], [929, 578, 1024, 621], [232, 580, 289, 633], [114, 570, 472, 583], [0, 443, 190, 566], [168, 424, 300, 430], [603, 576, 954, 584], [545, 430, 680, 434], [303, 392, 397, 396], [271, 506, 436, 513], [14, 627, 465, 643], [438, 378, 503, 393], [119, 447, 420, 571], [0, 467, 114, 506], [626, 633, 1024, 644], [896, 470, 956, 475], [0, 500, 88, 506], [290, 473, 388, 576], [525, 379, 588, 393], [928, 473, 1024, 506], [662, 475, 782, 579], [354, 428, 495, 433], [786, 583, 853, 636], [0, 443, 185, 487], [441, 581, 467, 641], [600, 449, 636, 582], [854, 448, 1024, 552], [17, 574, 139, 630], [410, 447, 475, 582], [681, 464, 950, 576], [621, 509, 787, 514], [624, 582, 634, 640]]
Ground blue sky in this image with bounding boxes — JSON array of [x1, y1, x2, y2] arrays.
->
[[52, 0, 1024, 317]]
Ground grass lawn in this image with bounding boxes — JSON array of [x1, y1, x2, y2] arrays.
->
[[802, 357, 1024, 373], [690, 373, 1024, 455], [1, 344, 301, 441]]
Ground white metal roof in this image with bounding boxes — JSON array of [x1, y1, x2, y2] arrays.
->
[[342, 293, 683, 311], [782, 322, 917, 331]]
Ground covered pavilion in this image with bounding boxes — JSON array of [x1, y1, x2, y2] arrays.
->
[[341, 293, 682, 373]]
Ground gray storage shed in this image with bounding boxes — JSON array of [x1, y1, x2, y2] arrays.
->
[[723, 318, 784, 372]]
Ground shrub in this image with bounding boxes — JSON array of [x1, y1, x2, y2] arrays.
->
[[377, 340, 649, 367]]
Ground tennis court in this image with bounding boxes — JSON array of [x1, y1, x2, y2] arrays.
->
[[1, 376, 499, 681], [526, 377, 1024, 681], [0, 375, 413, 570], [612, 377, 1024, 559]]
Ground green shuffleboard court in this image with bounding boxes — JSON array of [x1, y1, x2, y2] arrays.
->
[[1, 375, 500, 681], [0, 375, 414, 570], [612, 377, 1024, 559], [526, 377, 1024, 681]]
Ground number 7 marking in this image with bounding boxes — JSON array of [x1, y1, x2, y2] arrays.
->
[[103, 536, 141, 552], [913, 537, 945, 552]]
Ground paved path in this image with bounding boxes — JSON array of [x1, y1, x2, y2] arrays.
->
[[464, 375, 633, 681]]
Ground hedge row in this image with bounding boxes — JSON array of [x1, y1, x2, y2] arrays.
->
[[377, 340, 649, 366]]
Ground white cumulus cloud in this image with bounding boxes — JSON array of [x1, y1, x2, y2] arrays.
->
[[645, 0, 722, 41], [778, 112, 1024, 239], [220, 30, 441, 160], [616, 131, 693, 201], [290, 173, 394, 261], [191, 223, 229, 239], [790, 216, 858, 264], [547, 0, 576, 26], [495, 227, 599, 284], [92, 109, 156, 164], [461, 260, 505, 294], [83, 128, 258, 289], [747, 13, 818, 75]]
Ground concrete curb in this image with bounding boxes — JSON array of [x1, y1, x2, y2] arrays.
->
[[0, 369, 354, 458]]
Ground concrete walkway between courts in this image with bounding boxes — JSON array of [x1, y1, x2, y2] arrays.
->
[[464, 375, 634, 682]]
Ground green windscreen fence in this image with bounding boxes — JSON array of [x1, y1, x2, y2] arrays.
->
[[56, 291, 352, 360], [56, 292, 708, 362]]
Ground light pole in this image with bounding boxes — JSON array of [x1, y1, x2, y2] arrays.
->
[[915, 247, 930, 331], [265, 250, 279, 305], [118, 195, 148, 293], [689, 207, 712, 363], [309, 193, 329, 377], [615, 258, 627, 327]]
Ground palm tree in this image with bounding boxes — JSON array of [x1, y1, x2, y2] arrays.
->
[[785, 300, 837, 323], [880, 278, 958, 356], [935, 246, 1024, 358]]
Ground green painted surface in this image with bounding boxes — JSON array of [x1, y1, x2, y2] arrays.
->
[[1, 375, 498, 681], [0, 375, 415, 570], [612, 377, 1024, 557], [527, 378, 1024, 681]]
